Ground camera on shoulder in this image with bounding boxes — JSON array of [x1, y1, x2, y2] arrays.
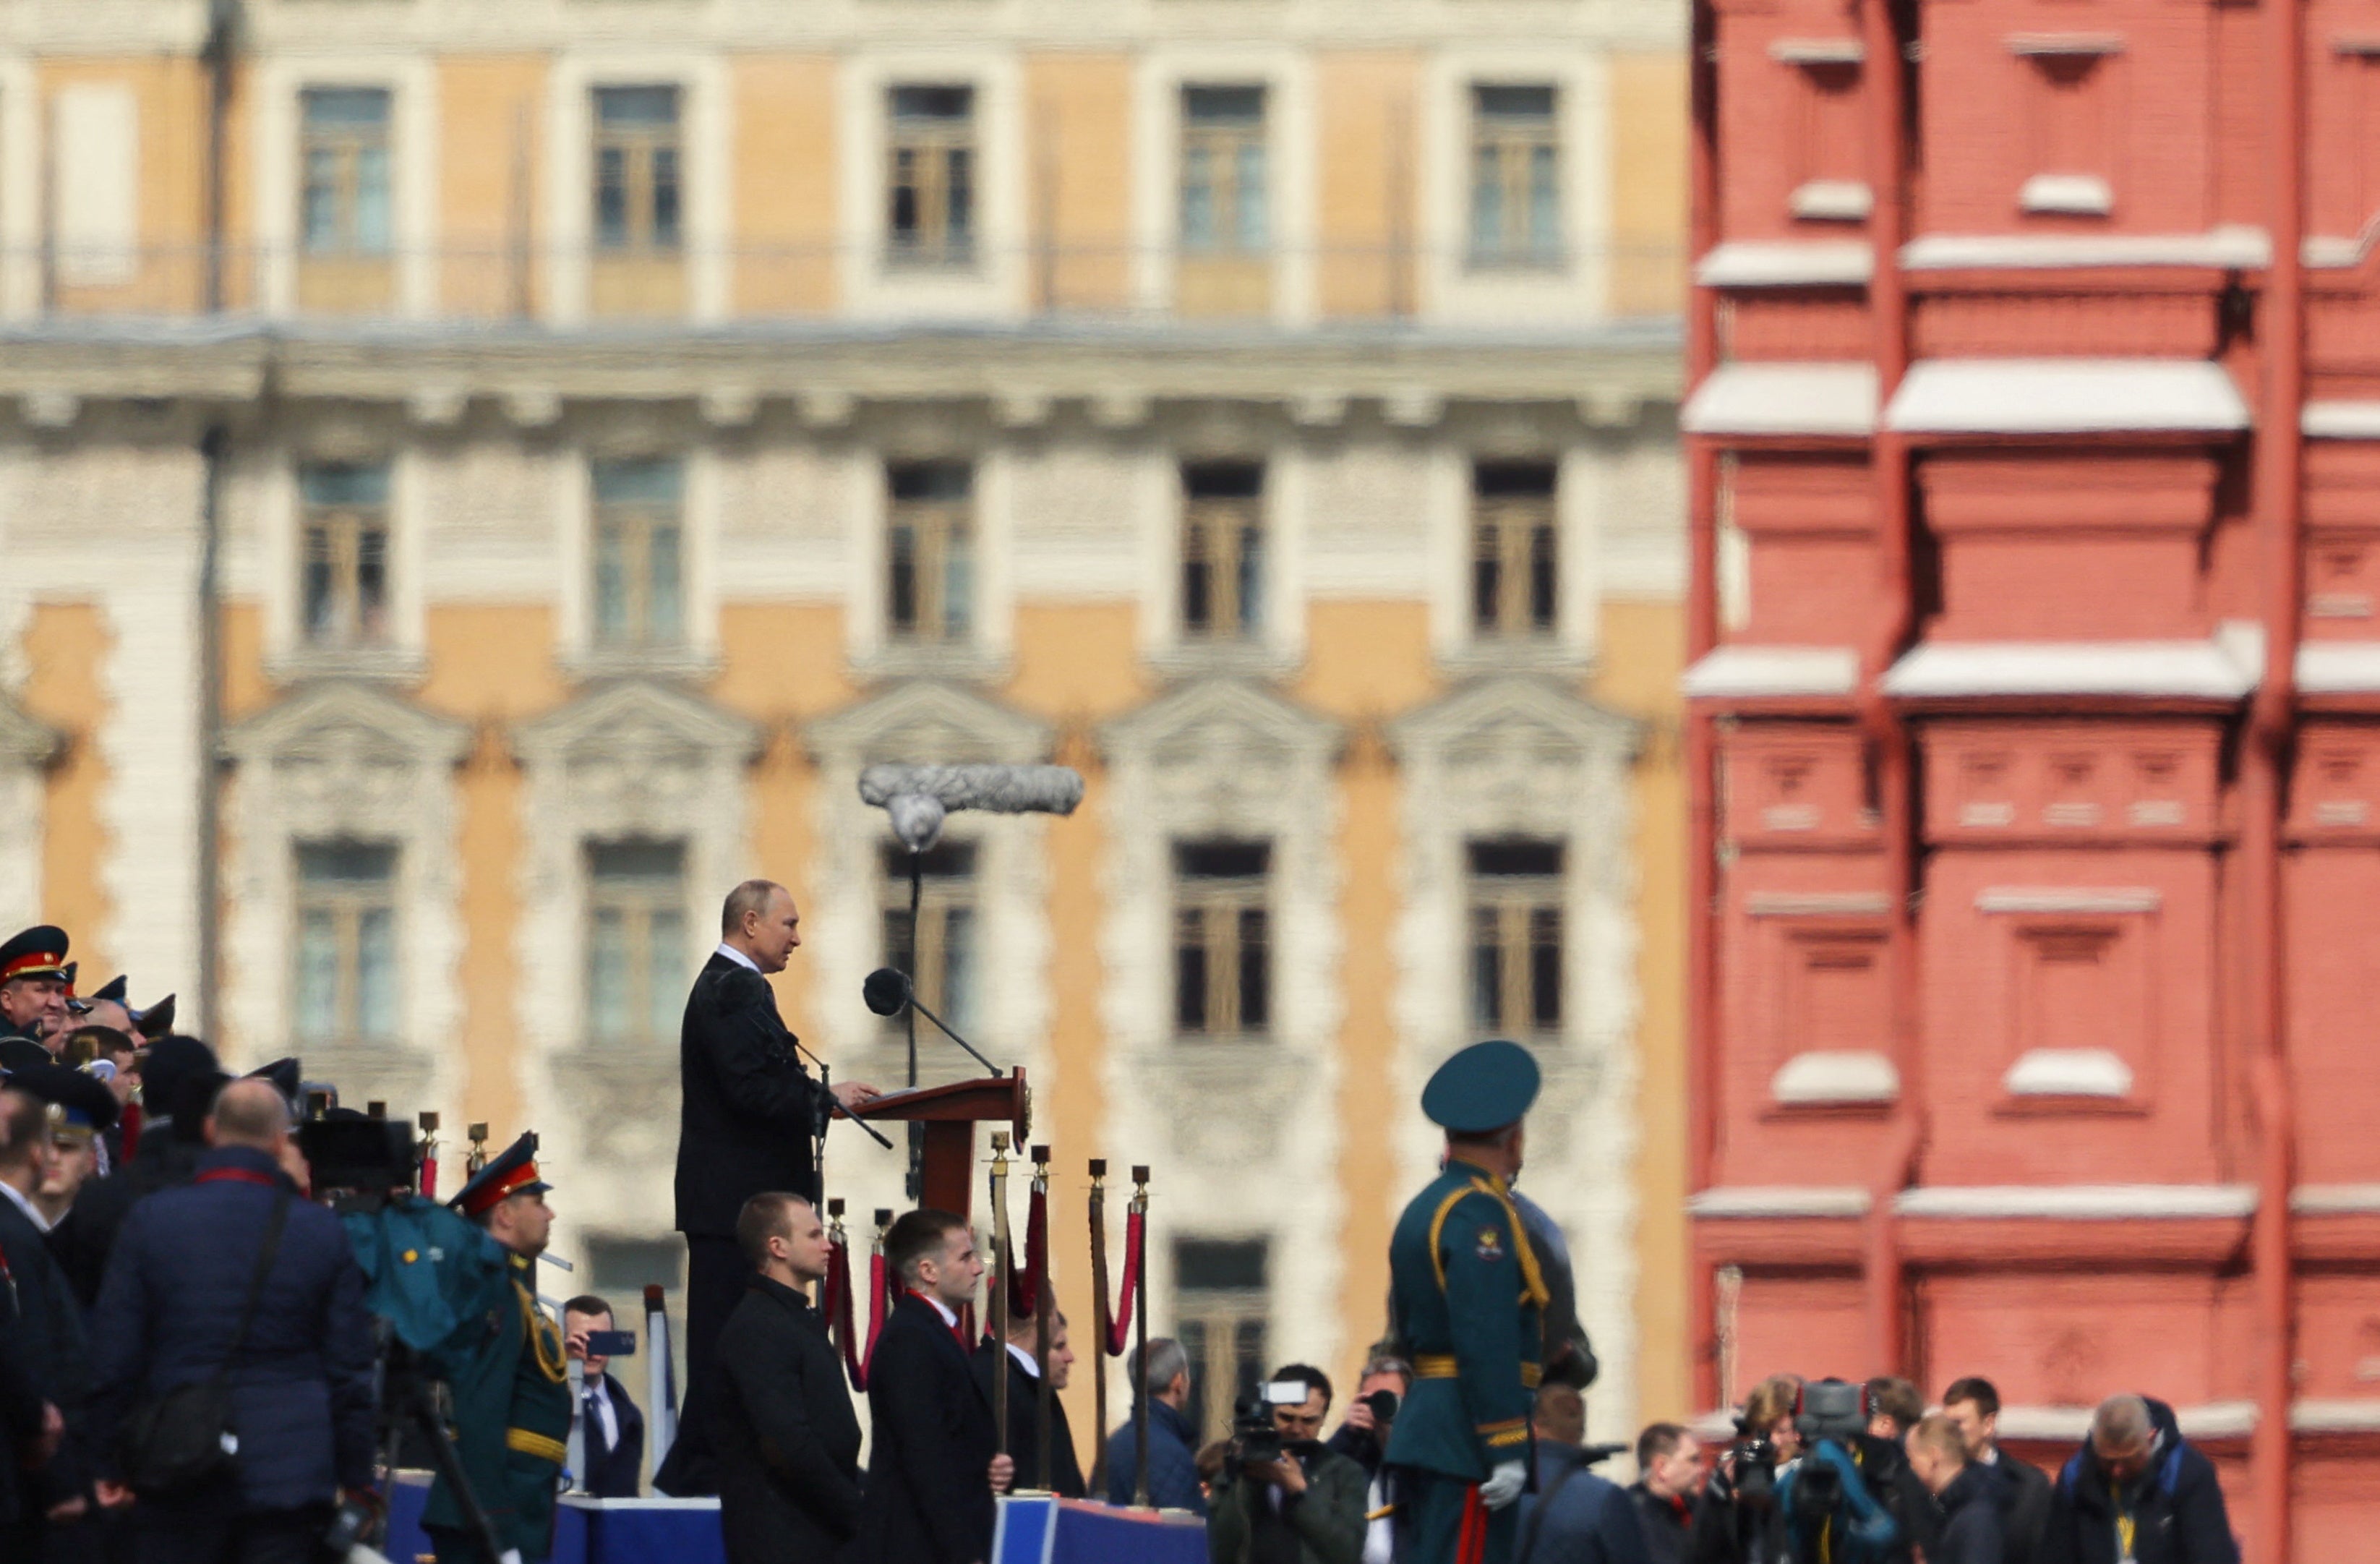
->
[[1225, 1380, 1314, 1477]]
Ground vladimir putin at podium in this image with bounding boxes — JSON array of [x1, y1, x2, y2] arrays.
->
[[668, 879, 878, 1490]]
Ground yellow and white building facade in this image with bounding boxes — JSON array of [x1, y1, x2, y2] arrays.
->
[[0, 0, 1689, 1448]]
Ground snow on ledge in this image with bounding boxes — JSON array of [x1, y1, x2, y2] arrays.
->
[[2003, 1047, 2135, 1098], [1687, 1186, 1872, 1219], [1893, 1184, 2258, 1220], [2301, 401, 2380, 439], [2295, 641, 2380, 692], [1772, 1050, 1901, 1106], [1900, 227, 2271, 270], [1683, 363, 1878, 436], [1682, 644, 1861, 698], [1695, 241, 1874, 288], [1885, 358, 2250, 434], [1883, 637, 2257, 701]]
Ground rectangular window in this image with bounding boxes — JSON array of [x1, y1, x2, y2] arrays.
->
[[1175, 1237, 1270, 1445], [1471, 461, 1558, 638], [1469, 85, 1562, 267], [881, 842, 979, 1038], [586, 839, 687, 1047], [1173, 841, 1270, 1040], [300, 87, 393, 256], [888, 85, 976, 267], [1181, 463, 1264, 639], [300, 463, 392, 649], [1468, 839, 1564, 1037], [886, 462, 974, 644], [1181, 86, 1268, 255], [294, 840, 398, 1046], [591, 457, 685, 649], [594, 86, 684, 253]]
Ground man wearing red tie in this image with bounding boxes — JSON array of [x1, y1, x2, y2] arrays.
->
[[855, 1210, 1014, 1564]]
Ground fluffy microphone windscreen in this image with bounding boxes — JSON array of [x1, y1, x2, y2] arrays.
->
[[858, 764, 1084, 818], [862, 967, 912, 1017]]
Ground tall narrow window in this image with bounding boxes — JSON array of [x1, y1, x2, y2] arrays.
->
[[1181, 87, 1268, 254], [1175, 1238, 1270, 1444], [1471, 462, 1558, 638], [594, 87, 683, 253], [586, 839, 687, 1046], [881, 842, 978, 1038], [591, 458, 685, 649], [301, 88, 392, 257], [1181, 463, 1264, 639], [886, 462, 974, 644], [1173, 841, 1271, 1040], [294, 840, 398, 1046], [1469, 85, 1562, 266], [1468, 839, 1564, 1037], [300, 463, 392, 649], [888, 86, 976, 266]]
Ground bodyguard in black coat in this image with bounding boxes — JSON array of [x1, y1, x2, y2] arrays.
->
[[970, 1319, 1087, 1498], [0, 1087, 84, 1555], [707, 1194, 863, 1564], [672, 881, 880, 1470], [857, 1210, 1011, 1564]]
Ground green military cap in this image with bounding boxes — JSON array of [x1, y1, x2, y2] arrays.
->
[[1421, 1039, 1541, 1133]]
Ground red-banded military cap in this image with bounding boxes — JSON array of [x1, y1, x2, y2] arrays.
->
[[449, 1131, 551, 1218], [0, 926, 69, 986]]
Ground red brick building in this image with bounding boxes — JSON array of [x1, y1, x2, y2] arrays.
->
[[1680, 0, 2379, 1555]]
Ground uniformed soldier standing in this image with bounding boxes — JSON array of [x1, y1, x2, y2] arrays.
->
[[424, 1135, 574, 1564], [1384, 1040, 1551, 1564]]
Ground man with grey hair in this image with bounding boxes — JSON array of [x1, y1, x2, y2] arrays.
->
[[664, 879, 880, 1496], [2041, 1393, 2238, 1564], [1104, 1337, 1206, 1516]]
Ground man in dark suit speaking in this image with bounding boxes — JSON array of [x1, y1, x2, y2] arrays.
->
[[670, 879, 878, 1489], [857, 1209, 1014, 1564]]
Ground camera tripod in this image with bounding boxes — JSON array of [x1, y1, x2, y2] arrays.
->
[[372, 1337, 508, 1564]]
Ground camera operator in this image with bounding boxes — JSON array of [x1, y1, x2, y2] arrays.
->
[[1771, 1379, 1935, 1564], [1207, 1364, 1367, 1564], [85, 1078, 378, 1564], [1323, 1356, 1409, 1564], [1687, 1375, 1799, 1564]]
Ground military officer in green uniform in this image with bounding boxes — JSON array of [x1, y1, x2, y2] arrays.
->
[[1384, 1040, 1551, 1564], [0, 926, 74, 1074], [424, 1134, 575, 1564]]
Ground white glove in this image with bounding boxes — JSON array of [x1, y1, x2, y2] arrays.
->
[[1479, 1460, 1527, 1510]]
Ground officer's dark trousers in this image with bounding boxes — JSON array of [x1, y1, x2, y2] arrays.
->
[[428, 1522, 545, 1564], [1405, 1469, 1518, 1564], [134, 1503, 329, 1564], [651, 1233, 749, 1495]]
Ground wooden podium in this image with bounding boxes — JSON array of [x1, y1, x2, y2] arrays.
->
[[842, 1067, 1028, 1218]]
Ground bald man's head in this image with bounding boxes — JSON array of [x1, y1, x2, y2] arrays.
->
[[207, 1078, 291, 1153]]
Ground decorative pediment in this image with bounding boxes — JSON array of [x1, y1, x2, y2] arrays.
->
[[1387, 675, 1642, 766], [0, 697, 61, 769], [1099, 678, 1343, 767], [805, 680, 1051, 766], [224, 681, 470, 774], [513, 680, 762, 771]]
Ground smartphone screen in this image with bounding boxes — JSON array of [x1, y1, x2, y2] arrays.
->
[[583, 1330, 638, 1358]]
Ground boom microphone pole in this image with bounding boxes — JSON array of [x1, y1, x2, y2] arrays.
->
[[862, 968, 1003, 1079]]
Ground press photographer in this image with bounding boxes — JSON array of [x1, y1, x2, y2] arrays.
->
[[1207, 1364, 1367, 1564], [1771, 1379, 1932, 1564], [1687, 1374, 1798, 1564]]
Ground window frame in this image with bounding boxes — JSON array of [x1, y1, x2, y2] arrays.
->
[[1467, 83, 1564, 270], [593, 85, 686, 255], [1172, 840, 1273, 1041], [292, 839, 401, 1048], [886, 462, 976, 646], [881, 840, 980, 1038], [1179, 85, 1270, 257], [299, 463, 393, 651], [1466, 839, 1566, 1039], [590, 457, 688, 651], [299, 86, 394, 258], [1470, 463, 1559, 640], [1181, 463, 1266, 640], [583, 837, 690, 1049], [1173, 1236, 1272, 1445], [886, 84, 978, 269]]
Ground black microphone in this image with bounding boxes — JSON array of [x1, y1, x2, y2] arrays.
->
[[862, 967, 911, 1017]]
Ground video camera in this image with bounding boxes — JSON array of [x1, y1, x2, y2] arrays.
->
[[296, 1115, 418, 1213], [1778, 1379, 1905, 1564], [1226, 1380, 1314, 1475]]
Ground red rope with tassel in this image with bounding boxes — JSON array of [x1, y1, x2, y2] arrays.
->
[[1105, 1205, 1144, 1356]]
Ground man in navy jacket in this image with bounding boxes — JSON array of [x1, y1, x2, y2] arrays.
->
[[87, 1077, 377, 1564], [2040, 1395, 2238, 1564], [855, 1208, 1013, 1564]]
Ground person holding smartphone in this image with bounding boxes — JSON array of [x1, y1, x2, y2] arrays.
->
[[563, 1296, 646, 1499]]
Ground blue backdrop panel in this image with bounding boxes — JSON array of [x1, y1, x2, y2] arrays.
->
[[1041, 1497, 1207, 1564]]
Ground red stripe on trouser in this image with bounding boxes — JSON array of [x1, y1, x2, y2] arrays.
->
[[1456, 1483, 1488, 1564]]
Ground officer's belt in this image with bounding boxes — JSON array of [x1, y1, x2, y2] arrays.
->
[[1416, 1354, 1541, 1389], [506, 1427, 567, 1464]]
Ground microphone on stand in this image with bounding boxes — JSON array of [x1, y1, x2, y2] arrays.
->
[[862, 968, 1005, 1080]]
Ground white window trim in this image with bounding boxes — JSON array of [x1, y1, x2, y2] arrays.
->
[[1426, 440, 1602, 667], [557, 437, 724, 674], [1144, 437, 1309, 672], [0, 56, 41, 321], [838, 50, 1027, 322], [1419, 49, 1611, 327], [252, 51, 441, 320], [845, 442, 1014, 677], [544, 50, 732, 326], [1128, 46, 1317, 327]]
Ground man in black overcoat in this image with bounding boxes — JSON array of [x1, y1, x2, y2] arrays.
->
[[971, 1306, 1086, 1497], [666, 879, 877, 1492], [0, 1085, 89, 1556], [707, 1193, 862, 1564], [856, 1209, 1013, 1564]]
